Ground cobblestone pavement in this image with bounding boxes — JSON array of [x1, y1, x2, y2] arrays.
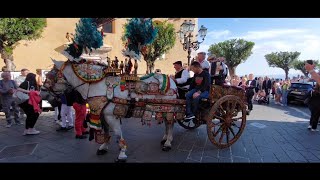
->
[[0, 100, 319, 163]]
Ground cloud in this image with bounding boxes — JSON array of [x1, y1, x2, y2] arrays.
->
[[196, 26, 320, 76], [232, 29, 308, 40], [197, 44, 210, 53], [207, 30, 231, 39]]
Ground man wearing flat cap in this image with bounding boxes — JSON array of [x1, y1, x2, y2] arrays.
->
[[208, 54, 228, 85], [196, 52, 210, 72], [171, 61, 190, 99]]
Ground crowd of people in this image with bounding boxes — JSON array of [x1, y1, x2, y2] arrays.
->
[[1, 54, 320, 137], [0, 68, 88, 139], [171, 53, 320, 131]]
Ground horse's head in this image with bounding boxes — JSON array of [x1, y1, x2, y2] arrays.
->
[[43, 59, 70, 95], [39, 87, 61, 108]]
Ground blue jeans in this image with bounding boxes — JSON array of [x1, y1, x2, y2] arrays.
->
[[185, 89, 209, 116], [282, 90, 288, 105]]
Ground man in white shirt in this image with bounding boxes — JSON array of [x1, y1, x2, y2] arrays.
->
[[171, 61, 190, 99], [196, 52, 210, 72], [14, 68, 29, 86]]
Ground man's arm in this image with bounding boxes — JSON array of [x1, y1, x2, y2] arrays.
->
[[199, 72, 210, 93], [188, 78, 195, 91], [309, 70, 320, 84], [176, 70, 189, 84], [0, 81, 8, 94], [12, 80, 18, 89]]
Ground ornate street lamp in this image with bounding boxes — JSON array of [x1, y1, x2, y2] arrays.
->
[[178, 20, 207, 66]]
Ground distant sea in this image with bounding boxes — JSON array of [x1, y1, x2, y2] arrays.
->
[[238, 74, 303, 80]]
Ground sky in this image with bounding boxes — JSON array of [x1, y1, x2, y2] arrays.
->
[[197, 18, 320, 77]]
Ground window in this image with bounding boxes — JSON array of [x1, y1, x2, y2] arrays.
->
[[103, 21, 115, 33], [153, 20, 162, 25], [290, 83, 312, 89]]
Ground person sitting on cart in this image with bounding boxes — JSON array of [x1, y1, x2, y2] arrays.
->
[[185, 61, 211, 120], [170, 61, 190, 99]]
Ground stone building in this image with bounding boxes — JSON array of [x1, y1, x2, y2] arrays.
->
[[9, 18, 198, 75]]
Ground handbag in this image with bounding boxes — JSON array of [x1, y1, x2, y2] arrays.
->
[[13, 81, 30, 104]]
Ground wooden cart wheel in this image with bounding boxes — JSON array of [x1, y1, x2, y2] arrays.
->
[[206, 95, 246, 148], [177, 118, 201, 130]]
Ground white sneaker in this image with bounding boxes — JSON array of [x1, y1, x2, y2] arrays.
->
[[55, 121, 62, 126], [6, 123, 13, 128], [308, 125, 312, 129], [311, 129, 319, 132], [23, 129, 29, 136], [27, 128, 40, 135]]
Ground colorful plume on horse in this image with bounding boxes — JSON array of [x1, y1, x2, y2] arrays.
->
[[64, 18, 103, 61], [123, 18, 158, 59]]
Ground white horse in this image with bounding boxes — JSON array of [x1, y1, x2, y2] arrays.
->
[[44, 60, 179, 162]]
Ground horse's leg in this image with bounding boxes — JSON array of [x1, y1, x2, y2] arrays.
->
[[97, 141, 110, 155], [161, 119, 169, 145], [162, 119, 174, 151], [97, 113, 111, 155], [103, 104, 127, 161]]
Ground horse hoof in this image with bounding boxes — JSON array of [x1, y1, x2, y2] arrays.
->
[[162, 146, 171, 151], [160, 140, 166, 145], [96, 149, 108, 155], [115, 158, 127, 163]]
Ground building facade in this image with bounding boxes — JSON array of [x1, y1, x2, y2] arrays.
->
[[9, 18, 198, 75]]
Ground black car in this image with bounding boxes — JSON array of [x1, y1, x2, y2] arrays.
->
[[287, 82, 313, 104]]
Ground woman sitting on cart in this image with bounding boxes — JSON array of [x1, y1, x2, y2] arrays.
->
[[185, 61, 211, 120]]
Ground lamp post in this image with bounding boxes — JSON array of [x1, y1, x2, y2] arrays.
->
[[178, 20, 207, 66]]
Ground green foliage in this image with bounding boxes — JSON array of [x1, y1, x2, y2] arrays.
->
[[143, 21, 176, 73], [122, 20, 176, 73], [293, 60, 319, 76], [265, 51, 300, 79], [208, 39, 254, 76], [3, 46, 13, 55], [0, 18, 46, 49]]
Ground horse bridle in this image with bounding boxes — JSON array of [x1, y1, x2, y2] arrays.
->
[[44, 66, 86, 98]]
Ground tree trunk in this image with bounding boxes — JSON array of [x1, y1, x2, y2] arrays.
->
[[1, 52, 16, 72], [228, 67, 236, 77], [285, 70, 289, 80], [146, 61, 154, 74]]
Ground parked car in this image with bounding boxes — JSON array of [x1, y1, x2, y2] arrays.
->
[[287, 82, 313, 104]]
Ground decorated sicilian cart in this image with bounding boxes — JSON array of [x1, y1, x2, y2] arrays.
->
[[177, 84, 247, 148], [43, 18, 247, 162], [110, 74, 248, 149]]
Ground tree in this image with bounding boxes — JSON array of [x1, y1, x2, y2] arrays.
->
[[0, 18, 46, 71], [208, 39, 255, 77], [74, 18, 103, 54], [142, 21, 176, 73], [293, 60, 319, 77], [264, 51, 300, 79]]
